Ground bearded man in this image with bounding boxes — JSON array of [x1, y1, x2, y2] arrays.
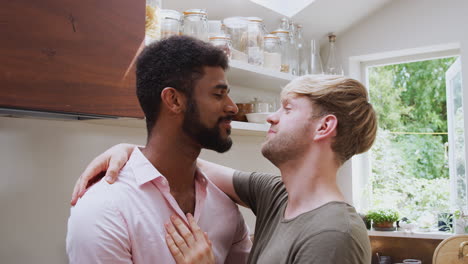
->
[[66, 35, 251, 264]]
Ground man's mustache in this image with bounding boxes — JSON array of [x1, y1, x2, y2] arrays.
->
[[218, 115, 233, 123]]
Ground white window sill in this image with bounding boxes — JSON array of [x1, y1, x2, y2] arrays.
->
[[368, 229, 453, 240]]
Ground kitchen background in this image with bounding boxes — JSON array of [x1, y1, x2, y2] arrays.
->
[[1, 0, 468, 263]]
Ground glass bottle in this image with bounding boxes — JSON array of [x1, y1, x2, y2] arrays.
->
[[160, 9, 181, 39], [296, 24, 309, 76], [310, 39, 324, 74], [325, 34, 344, 75], [145, 0, 162, 45], [246, 17, 264, 66], [263, 34, 281, 71], [182, 9, 208, 42], [280, 17, 290, 31], [209, 34, 232, 59], [288, 23, 299, 76]]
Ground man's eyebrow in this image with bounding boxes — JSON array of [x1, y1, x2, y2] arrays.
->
[[214, 84, 230, 93], [214, 84, 228, 90]]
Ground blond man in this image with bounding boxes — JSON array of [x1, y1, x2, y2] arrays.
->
[[72, 75, 377, 264]]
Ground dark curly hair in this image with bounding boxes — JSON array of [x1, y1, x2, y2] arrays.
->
[[136, 35, 229, 136]]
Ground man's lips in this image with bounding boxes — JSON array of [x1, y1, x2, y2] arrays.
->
[[219, 118, 232, 130], [267, 129, 276, 134]]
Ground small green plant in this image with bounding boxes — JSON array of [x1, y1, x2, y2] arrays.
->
[[366, 209, 400, 224]]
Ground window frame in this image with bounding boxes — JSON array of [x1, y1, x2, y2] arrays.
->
[[349, 45, 461, 212]]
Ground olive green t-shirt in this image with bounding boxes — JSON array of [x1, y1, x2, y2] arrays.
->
[[233, 171, 371, 264]]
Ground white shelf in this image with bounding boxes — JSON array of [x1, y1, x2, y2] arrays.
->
[[368, 230, 452, 240], [82, 118, 268, 137], [227, 60, 295, 91], [231, 121, 269, 136]]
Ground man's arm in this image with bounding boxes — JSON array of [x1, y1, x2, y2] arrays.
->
[[197, 159, 247, 207], [66, 184, 132, 263], [70, 144, 250, 208]]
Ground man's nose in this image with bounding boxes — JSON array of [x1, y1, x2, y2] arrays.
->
[[225, 96, 238, 115]]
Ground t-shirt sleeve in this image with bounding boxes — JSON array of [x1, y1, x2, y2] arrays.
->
[[293, 231, 369, 264], [232, 171, 282, 215]]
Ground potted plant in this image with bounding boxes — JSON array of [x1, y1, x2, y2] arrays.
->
[[366, 209, 400, 231]]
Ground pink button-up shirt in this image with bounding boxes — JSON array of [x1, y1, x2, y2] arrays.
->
[[66, 147, 251, 264]]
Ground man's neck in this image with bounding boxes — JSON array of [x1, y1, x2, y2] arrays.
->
[[141, 130, 201, 194], [280, 149, 345, 220]]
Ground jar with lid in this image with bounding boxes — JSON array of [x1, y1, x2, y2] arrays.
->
[[182, 9, 208, 41], [223, 17, 248, 62], [271, 30, 291, 73], [209, 34, 232, 59], [263, 34, 281, 71], [160, 9, 181, 39], [145, 0, 162, 45], [246, 17, 264, 66]]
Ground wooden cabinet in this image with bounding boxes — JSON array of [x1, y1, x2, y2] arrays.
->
[[0, 0, 145, 117]]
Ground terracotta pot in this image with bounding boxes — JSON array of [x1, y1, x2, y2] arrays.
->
[[373, 221, 394, 228]]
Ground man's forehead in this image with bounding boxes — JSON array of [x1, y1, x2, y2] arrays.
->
[[281, 93, 300, 103]]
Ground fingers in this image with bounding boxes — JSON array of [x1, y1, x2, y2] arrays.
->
[[166, 234, 186, 264], [165, 220, 190, 254], [171, 215, 196, 246], [203, 232, 212, 247], [70, 178, 82, 206], [186, 213, 204, 242], [105, 154, 127, 184]]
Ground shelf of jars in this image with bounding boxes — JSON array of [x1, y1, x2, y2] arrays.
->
[[227, 60, 295, 91], [82, 118, 269, 137]]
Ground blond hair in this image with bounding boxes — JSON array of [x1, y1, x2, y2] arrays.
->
[[282, 75, 377, 164]]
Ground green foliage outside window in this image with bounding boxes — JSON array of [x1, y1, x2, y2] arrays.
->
[[368, 57, 457, 224]]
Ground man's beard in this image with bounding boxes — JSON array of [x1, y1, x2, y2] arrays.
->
[[182, 99, 233, 153], [261, 122, 310, 166]]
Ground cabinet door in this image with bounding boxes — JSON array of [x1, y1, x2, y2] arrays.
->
[[0, 0, 145, 117]]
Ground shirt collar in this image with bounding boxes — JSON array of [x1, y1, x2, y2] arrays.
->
[[128, 147, 209, 189], [128, 147, 164, 186]]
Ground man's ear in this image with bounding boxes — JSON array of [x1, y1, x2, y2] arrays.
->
[[314, 114, 338, 141], [160, 87, 187, 114]]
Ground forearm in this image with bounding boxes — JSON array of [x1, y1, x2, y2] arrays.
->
[[197, 159, 247, 207]]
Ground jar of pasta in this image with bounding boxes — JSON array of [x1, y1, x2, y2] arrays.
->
[[145, 0, 162, 45]]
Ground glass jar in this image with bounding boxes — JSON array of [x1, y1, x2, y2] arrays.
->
[[263, 34, 281, 72], [246, 17, 264, 66], [223, 17, 248, 62], [271, 30, 291, 73], [182, 9, 208, 41], [209, 34, 232, 59], [208, 20, 222, 37], [145, 0, 162, 45], [160, 9, 181, 39]]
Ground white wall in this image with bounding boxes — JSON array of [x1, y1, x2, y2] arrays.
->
[[335, 0, 468, 205], [0, 116, 276, 264]]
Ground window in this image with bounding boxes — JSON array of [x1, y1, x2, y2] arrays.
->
[[359, 55, 466, 227]]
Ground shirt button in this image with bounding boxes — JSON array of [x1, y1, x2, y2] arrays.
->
[[161, 178, 168, 185]]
